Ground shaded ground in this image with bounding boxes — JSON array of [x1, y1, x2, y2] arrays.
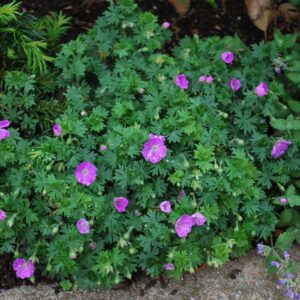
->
[[1, 0, 298, 45], [1, 246, 300, 300]]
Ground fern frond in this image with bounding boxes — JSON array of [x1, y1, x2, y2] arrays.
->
[[0, 1, 21, 25], [37, 12, 72, 45], [22, 41, 54, 73]]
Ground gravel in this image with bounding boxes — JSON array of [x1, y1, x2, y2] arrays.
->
[[1, 247, 300, 300]]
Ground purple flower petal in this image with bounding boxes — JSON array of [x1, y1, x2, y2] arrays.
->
[[159, 201, 172, 213], [13, 258, 35, 279], [255, 82, 268, 97], [221, 51, 234, 64], [89, 242, 97, 250], [53, 123, 62, 136], [206, 75, 214, 83], [175, 74, 189, 89], [142, 134, 167, 164], [271, 140, 292, 159], [114, 197, 129, 213], [0, 120, 10, 129], [199, 75, 207, 83], [0, 129, 10, 141], [74, 162, 97, 186], [162, 22, 171, 29], [280, 197, 288, 204], [100, 145, 107, 152], [175, 214, 193, 238], [191, 212, 206, 226], [76, 218, 90, 234], [256, 243, 264, 255], [283, 251, 290, 261], [0, 209, 6, 221], [230, 78, 241, 91], [164, 263, 174, 270]]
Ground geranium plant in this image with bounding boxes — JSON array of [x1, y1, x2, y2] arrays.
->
[[0, 0, 299, 289]]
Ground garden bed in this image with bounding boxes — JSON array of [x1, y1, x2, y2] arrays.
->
[[1, 0, 300, 298]]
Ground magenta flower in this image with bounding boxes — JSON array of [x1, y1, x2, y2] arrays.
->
[[164, 263, 174, 270], [76, 218, 90, 234], [175, 74, 189, 89], [255, 82, 268, 97], [142, 134, 167, 164], [0, 120, 11, 141], [175, 214, 193, 238], [100, 145, 107, 152], [0, 209, 6, 221], [13, 258, 35, 279], [191, 212, 206, 226], [53, 123, 62, 136], [89, 242, 97, 250], [230, 78, 241, 91], [160, 201, 171, 213], [199, 75, 207, 83], [221, 51, 234, 64], [114, 197, 129, 213], [271, 140, 292, 159], [74, 161, 97, 186], [162, 21, 171, 29], [206, 75, 214, 83], [280, 197, 288, 204]]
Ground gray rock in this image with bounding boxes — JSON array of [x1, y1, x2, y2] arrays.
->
[[1, 247, 299, 300]]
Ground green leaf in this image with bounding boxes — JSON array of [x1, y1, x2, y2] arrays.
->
[[288, 195, 300, 207], [265, 255, 281, 275], [60, 280, 73, 291], [274, 30, 297, 49], [288, 100, 300, 113], [286, 185, 296, 196], [270, 118, 288, 130], [275, 229, 297, 251], [286, 72, 300, 83], [277, 209, 294, 227]]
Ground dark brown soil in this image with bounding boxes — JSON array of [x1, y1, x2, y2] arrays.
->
[[1, 0, 298, 45]]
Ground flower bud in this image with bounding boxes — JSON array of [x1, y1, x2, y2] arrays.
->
[[69, 251, 77, 259], [52, 226, 59, 234], [129, 247, 136, 255], [114, 273, 120, 285], [125, 268, 132, 279], [118, 238, 127, 248], [46, 264, 52, 272]]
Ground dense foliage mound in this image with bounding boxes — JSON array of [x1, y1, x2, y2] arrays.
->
[[0, 0, 300, 289]]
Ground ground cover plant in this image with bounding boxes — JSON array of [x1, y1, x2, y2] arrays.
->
[[0, 0, 300, 292]]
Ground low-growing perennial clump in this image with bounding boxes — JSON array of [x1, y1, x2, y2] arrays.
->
[[0, 0, 300, 289]]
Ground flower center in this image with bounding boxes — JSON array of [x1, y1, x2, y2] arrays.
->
[[151, 145, 158, 152], [82, 169, 89, 176]]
